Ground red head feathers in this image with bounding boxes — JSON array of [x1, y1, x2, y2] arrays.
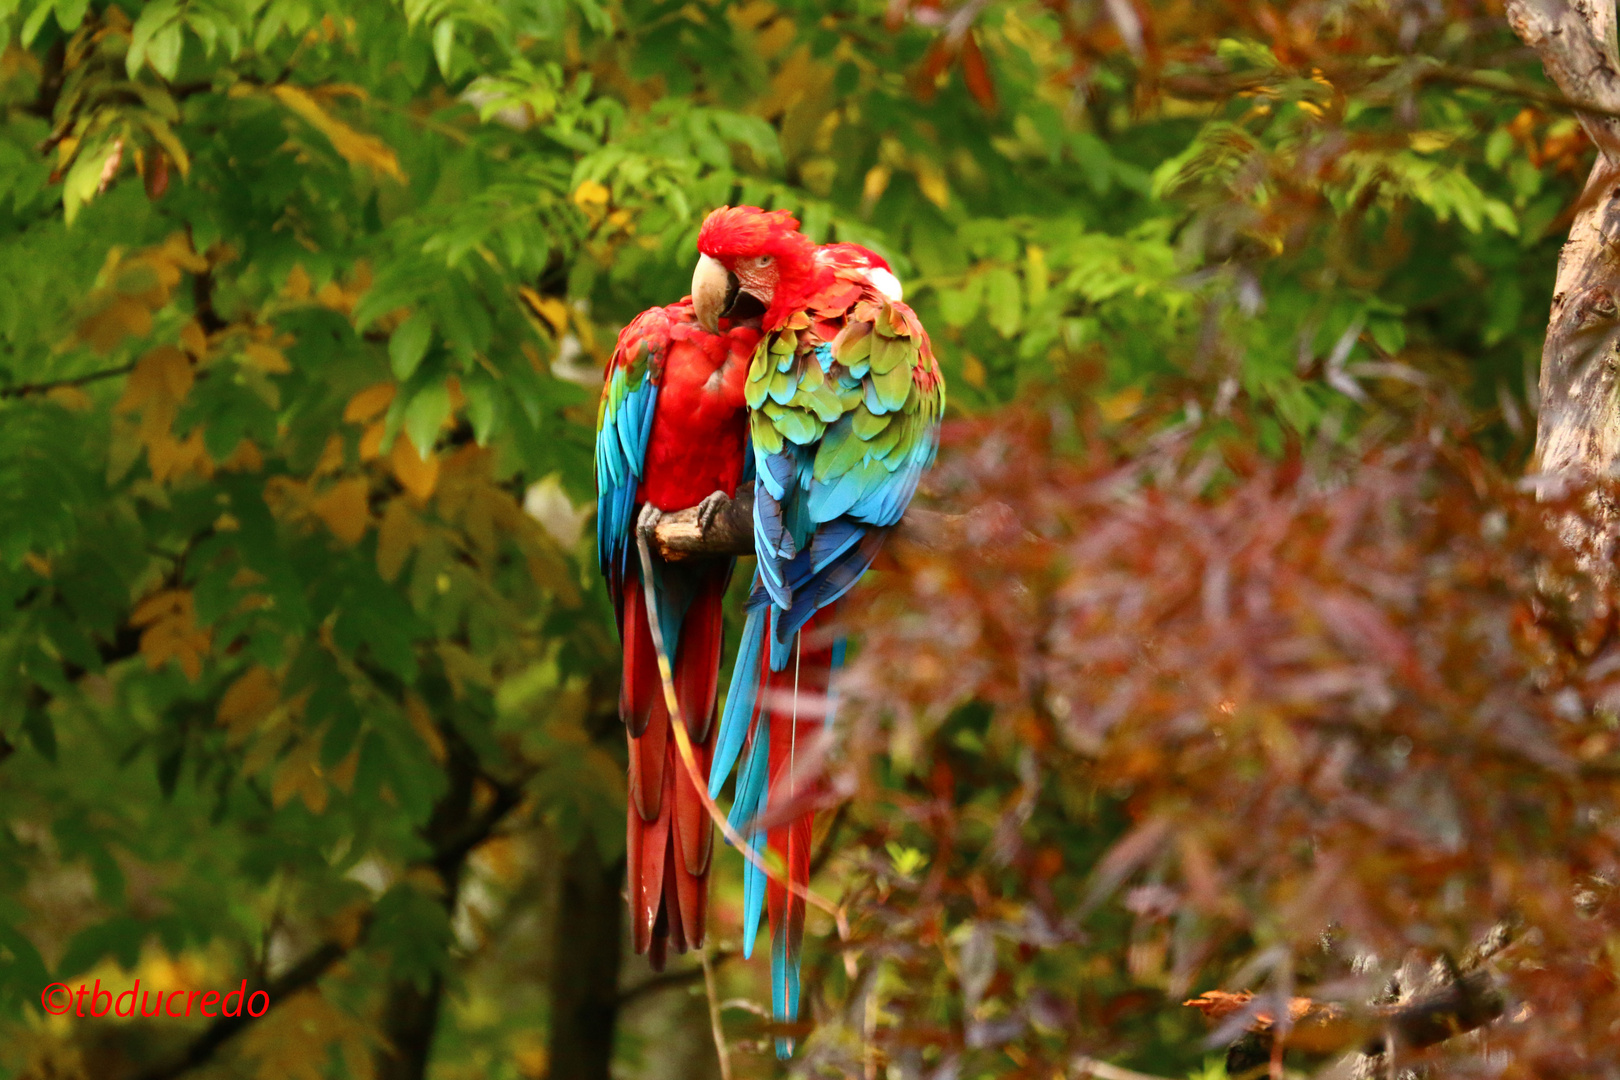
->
[[691, 206, 819, 333]]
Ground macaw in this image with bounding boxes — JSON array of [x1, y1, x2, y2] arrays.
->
[[689, 206, 945, 1055], [595, 296, 761, 970]]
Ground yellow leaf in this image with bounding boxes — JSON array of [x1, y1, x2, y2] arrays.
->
[[146, 428, 214, 484], [391, 430, 439, 501], [218, 666, 279, 742], [242, 341, 291, 374], [270, 743, 324, 810], [961, 353, 986, 390], [359, 419, 387, 462], [376, 497, 423, 582], [117, 345, 193, 419], [328, 744, 360, 795], [862, 164, 891, 205], [131, 588, 187, 627], [134, 589, 211, 681], [914, 158, 949, 209], [46, 386, 92, 411], [313, 434, 346, 477], [572, 179, 610, 211], [405, 693, 447, 763], [519, 286, 568, 335], [269, 84, 406, 182], [311, 477, 371, 544], [220, 439, 264, 473], [284, 264, 312, 301], [179, 320, 209, 359], [1409, 130, 1452, 153], [79, 296, 154, 353], [1098, 385, 1144, 423], [344, 381, 395, 424]]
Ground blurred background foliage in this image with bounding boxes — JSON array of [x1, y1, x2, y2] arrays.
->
[[0, 0, 1613, 1077]]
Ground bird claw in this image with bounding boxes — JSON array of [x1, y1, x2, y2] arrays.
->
[[636, 503, 664, 542], [695, 490, 730, 536]]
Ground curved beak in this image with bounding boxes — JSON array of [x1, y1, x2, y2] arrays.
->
[[691, 254, 738, 334]]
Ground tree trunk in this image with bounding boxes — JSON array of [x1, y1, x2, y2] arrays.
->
[[374, 979, 449, 1080], [1509, 0, 1620, 477], [547, 834, 626, 1080], [373, 723, 479, 1080]]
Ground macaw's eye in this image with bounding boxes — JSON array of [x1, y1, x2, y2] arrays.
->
[[755, 255, 774, 268]]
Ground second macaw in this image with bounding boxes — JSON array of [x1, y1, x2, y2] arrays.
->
[[596, 297, 760, 970], [689, 206, 945, 1055]]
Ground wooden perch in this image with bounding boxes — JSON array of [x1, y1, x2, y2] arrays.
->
[[1186, 972, 1506, 1072], [651, 489, 1020, 561]]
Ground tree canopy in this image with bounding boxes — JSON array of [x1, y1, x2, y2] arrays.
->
[[0, 0, 1615, 1078]]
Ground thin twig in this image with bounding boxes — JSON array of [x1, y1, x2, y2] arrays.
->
[[617, 950, 733, 1006], [702, 943, 734, 1080], [0, 362, 135, 399]]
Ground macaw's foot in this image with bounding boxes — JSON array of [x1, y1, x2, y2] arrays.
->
[[695, 490, 731, 536], [636, 503, 664, 543]]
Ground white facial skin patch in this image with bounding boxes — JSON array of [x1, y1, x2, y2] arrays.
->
[[866, 267, 902, 302]]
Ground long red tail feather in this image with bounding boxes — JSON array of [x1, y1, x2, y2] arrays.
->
[[760, 616, 835, 996], [623, 562, 728, 968]]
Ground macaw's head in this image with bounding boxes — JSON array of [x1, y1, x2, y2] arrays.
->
[[691, 205, 817, 334]]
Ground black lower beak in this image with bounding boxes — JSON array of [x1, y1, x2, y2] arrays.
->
[[719, 271, 741, 318], [723, 280, 768, 325]]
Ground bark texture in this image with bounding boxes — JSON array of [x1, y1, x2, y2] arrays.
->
[[1511, 0, 1620, 478]]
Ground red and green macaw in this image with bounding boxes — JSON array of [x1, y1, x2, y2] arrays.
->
[[595, 297, 760, 970], [689, 206, 945, 1056]]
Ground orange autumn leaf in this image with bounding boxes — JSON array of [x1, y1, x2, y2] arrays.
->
[[218, 665, 280, 743], [242, 341, 292, 374], [376, 496, 424, 582], [269, 84, 406, 183], [344, 382, 395, 424], [311, 476, 372, 544], [132, 589, 211, 682], [391, 430, 439, 500]]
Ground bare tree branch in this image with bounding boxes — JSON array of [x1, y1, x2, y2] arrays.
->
[[1506, 0, 1620, 160], [1507, 0, 1620, 486], [0, 362, 135, 399]]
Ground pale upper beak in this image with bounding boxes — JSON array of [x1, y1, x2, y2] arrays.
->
[[691, 253, 737, 334]]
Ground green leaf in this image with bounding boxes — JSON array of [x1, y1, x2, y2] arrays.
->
[[389, 312, 433, 380], [983, 266, 1022, 338], [20, 0, 54, 46], [22, 706, 56, 762], [51, 0, 86, 33], [433, 18, 456, 77], [403, 381, 451, 461], [127, 0, 182, 77]]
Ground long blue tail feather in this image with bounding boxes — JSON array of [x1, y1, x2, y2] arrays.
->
[[711, 601, 766, 798], [732, 720, 771, 956], [772, 913, 801, 1059]]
